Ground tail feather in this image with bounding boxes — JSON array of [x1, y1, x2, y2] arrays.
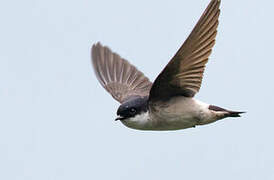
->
[[209, 105, 245, 118], [225, 111, 245, 117]]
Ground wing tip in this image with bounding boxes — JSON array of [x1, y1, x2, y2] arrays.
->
[[94, 41, 102, 47], [208, 0, 221, 13], [91, 42, 100, 56], [91, 42, 104, 53]]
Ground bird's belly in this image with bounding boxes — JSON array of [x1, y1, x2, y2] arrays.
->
[[149, 97, 206, 130], [121, 111, 198, 131], [151, 114, 198, 130]]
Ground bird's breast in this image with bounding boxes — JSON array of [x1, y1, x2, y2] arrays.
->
[[121, 112, 153, 130]]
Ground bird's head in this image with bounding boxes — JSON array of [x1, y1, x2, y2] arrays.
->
[[115, 96, 149, 121]]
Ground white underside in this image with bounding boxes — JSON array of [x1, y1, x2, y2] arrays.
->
[[121, 112, 151, 130], [121, 97, 224, 131]]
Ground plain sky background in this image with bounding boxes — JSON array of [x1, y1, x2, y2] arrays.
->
[[0, 0, 273, 179]]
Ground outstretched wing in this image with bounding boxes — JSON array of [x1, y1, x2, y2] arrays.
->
[[149, 0, 221, 101], [91, 42, 152, 103]]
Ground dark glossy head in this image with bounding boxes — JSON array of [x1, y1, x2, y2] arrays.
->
[[116, 96, 149, 121]]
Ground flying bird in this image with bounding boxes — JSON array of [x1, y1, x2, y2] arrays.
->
[[91, 0, 244, 131]]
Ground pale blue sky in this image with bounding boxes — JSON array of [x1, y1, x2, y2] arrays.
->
[[0, 0, 273, 179]]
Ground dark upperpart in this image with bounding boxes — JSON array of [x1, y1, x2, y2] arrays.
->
[[116, 96, 149, 120]]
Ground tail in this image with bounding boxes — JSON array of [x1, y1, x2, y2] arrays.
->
[[209, 105, 245, 118], [225, 110, 245, 117]]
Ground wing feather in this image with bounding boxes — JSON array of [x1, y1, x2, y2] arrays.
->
[[149, 0, 221, 101], [92, 43, 152, 103]]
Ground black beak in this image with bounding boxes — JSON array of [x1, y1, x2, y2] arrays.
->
[[115, 116, 126, 121]]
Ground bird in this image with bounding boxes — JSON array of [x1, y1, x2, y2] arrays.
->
[[91, 0, 244, 131]]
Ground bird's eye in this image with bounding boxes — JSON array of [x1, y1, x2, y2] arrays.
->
[[129, 108, 136, 114]]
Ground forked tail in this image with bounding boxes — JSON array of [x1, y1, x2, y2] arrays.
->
[[209, 105, 245, 118]]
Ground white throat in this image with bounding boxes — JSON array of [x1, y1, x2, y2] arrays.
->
[[121, 111, 152, 130]]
